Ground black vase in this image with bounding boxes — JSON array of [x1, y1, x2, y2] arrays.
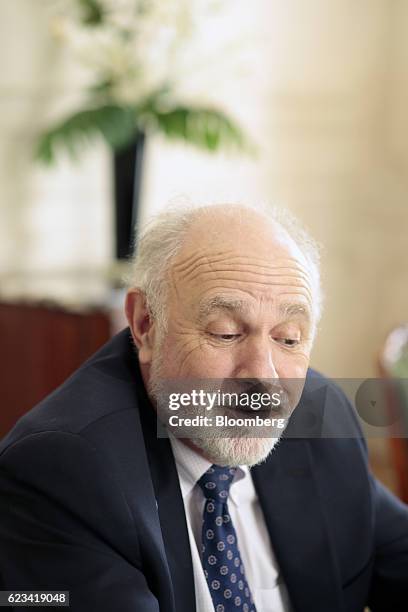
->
[[113, 131, 145, 260]]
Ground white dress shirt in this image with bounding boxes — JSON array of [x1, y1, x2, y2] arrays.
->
[[169, 436, 292, 612]]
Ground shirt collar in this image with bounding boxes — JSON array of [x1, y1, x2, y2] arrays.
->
[[169, 435, 248, 502]]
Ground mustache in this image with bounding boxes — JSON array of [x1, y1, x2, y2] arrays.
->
[[218, 378, 290, 415]]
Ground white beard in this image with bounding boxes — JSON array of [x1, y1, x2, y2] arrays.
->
[[147, 339, 283, 467], [187, 434, 280, 468]]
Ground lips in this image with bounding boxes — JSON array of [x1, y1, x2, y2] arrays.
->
[[229, 404, 272, 414]]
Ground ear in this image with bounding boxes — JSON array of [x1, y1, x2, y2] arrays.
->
[[125, 289, 156, 365]]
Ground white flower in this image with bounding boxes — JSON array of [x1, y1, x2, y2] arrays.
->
[[50, 0, 237, 106]]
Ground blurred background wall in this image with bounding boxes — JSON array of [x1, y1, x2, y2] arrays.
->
[[1, 0, 408, 493]]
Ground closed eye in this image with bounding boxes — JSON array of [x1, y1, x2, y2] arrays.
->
[[274, 337, 300, 347], [210, 333, 241, 342]]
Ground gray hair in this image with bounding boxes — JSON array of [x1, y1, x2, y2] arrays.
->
[[126, 202, 323, 336]]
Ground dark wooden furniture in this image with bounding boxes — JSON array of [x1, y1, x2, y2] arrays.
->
[[0, 299, 126, 439]]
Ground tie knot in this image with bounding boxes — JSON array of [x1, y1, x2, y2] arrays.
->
[[197, 465, 237, 502]]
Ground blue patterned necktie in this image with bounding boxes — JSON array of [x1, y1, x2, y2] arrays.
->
[[197, 465, 257, 612]]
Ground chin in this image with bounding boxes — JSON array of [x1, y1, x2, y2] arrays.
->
[[190, 435, 281, 467]]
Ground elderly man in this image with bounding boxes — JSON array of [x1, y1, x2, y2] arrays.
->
[[0, 204, 407, 612]]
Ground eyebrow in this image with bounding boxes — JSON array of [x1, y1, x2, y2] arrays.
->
[[198, 296, 312, 323], [278, 301, 312, 322], [197, 296, 248, 321]]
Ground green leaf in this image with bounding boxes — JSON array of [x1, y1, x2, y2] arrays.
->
[[35, 102, 252, 165], [148, 106, 247, 153], [77, 0, 105, 25], [35, 105, 138, 165]]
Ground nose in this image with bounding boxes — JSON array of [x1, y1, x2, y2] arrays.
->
[[237, 336, 279, 380]]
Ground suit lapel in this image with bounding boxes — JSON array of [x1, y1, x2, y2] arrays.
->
[[95, 331, 196, 612], [252, 437, 344, 612], [138, 380, 197, 612]]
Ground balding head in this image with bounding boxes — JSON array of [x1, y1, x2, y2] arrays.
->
[[177, 204, 302, 251], [127, 203, 321, 334]]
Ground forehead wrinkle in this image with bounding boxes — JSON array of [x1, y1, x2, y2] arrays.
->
[[185, 267, 312, 286], [187, 273, 314, 304], [173, 257, 310, 281], [170, 251, 316, 316], [174, 250, 306, 272], [173, 250, 237, 275], [172, 250, 312, 284], [172, 253, 228, 282]]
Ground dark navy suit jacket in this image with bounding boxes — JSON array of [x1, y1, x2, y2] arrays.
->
[[0, 329, 407, 611]]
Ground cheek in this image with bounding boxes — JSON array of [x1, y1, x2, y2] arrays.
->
[[164, 336, 236, 378], [275, 351, 310, 379], [193, 348, 235, 378], [184, 344, 236, 378]]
